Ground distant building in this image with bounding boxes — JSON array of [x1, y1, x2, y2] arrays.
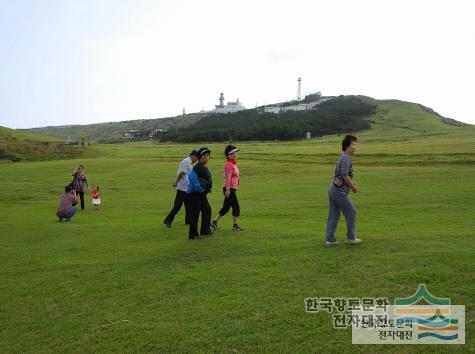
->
[[304, 91, 322, 101], [212, 93, 246, 113], [263, 95, 333, 114], [149, 128, 169, 140], [264, 106, 282, 114], [154, 128, 169, 133], [123, 130, 141, 140], [263, 103, 309, 114], [282, 104, 308, 112]]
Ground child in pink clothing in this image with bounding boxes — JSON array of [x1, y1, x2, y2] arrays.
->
[[211, 145, 244, 232], [91, 186, 101, 210]]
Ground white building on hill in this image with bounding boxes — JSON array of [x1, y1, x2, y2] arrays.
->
[[282, 104, 309, 112], [212, 93, 246, 113], [264, 106, 282, 114], [123, 130, 141, 140], [264, 103, 309, 114], [304, 91, 322, 101]]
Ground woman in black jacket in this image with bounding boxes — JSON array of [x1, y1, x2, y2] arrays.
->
[[187, 147, 213, 240]]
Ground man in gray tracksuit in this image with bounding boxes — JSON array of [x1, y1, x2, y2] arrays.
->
[[325, 135, 362, 245]]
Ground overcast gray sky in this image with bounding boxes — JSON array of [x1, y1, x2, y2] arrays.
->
[[1, 0, 474, 129]]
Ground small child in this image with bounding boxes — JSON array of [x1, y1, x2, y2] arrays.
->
[[91, 186, 101, 210]]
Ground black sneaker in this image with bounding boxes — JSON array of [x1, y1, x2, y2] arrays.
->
[[232, 224, 244, 231], [210, 220, 218, 230], [201, 229, 213, 236], [163, 220, 171, 228]]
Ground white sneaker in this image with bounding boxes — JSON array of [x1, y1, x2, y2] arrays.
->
[[346, 238, 362, 245], [325, 240, 339, 246]]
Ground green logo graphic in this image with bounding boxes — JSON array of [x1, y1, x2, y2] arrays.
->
[[395, 284, 450, 306]]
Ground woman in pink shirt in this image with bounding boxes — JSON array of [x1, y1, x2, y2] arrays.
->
[[211, 145, 243, 231]]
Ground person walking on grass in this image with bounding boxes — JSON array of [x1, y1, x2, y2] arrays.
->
[[163, 150, 198, 227], [72, 164, 89, 210], [187, 147, 213, 240], [211, 145, 244, 232], [164, 150, 199, 228], [325, 135, 362, 246], [56, 185, 78, 222]]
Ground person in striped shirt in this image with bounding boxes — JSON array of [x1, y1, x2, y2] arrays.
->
[[72, 165, 89, 210], [325, 135, 362, 245]]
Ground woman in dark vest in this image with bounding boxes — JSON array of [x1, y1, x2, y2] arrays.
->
[[186, 147, 213, 240]]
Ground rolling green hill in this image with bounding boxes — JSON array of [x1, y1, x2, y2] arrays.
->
[[0, 126, 85, 162], [362, 97, 465, 137], [159, 96, 376, 142], [22, 113, 207, 144], [21, 96, 468, 144]]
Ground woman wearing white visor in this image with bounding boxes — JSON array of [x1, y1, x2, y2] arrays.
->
[[211, 145, 244, 232]]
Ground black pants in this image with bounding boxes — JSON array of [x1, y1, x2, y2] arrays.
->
[[219, 188, 240, 217], [76, 191, 85, 210], [187, 192, 212, 239], [164, 190, 189, 224]]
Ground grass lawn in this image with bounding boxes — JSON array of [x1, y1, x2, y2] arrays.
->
[[1, 126, 474, 353]]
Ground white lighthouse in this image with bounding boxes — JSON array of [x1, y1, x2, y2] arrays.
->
[[219, 93, 225, 108], [297, 77, 302, 101]]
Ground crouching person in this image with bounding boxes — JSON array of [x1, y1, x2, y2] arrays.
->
[[56, 185, 78, 222]]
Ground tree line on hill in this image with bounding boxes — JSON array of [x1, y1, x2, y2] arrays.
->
[[154, 96, 376, 142]]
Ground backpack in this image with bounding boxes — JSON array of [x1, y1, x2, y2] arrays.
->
[[68, 173, 77, 189]]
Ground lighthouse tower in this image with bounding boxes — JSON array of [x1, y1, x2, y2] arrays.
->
[[219, 93, 225, 108], [297, 77, 302, 101]]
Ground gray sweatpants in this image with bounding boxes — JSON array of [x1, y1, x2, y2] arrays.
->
[[325, 188, 356, 242]]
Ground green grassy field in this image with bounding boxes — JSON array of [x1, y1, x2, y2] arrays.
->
[[1, 123, 474, 353]]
